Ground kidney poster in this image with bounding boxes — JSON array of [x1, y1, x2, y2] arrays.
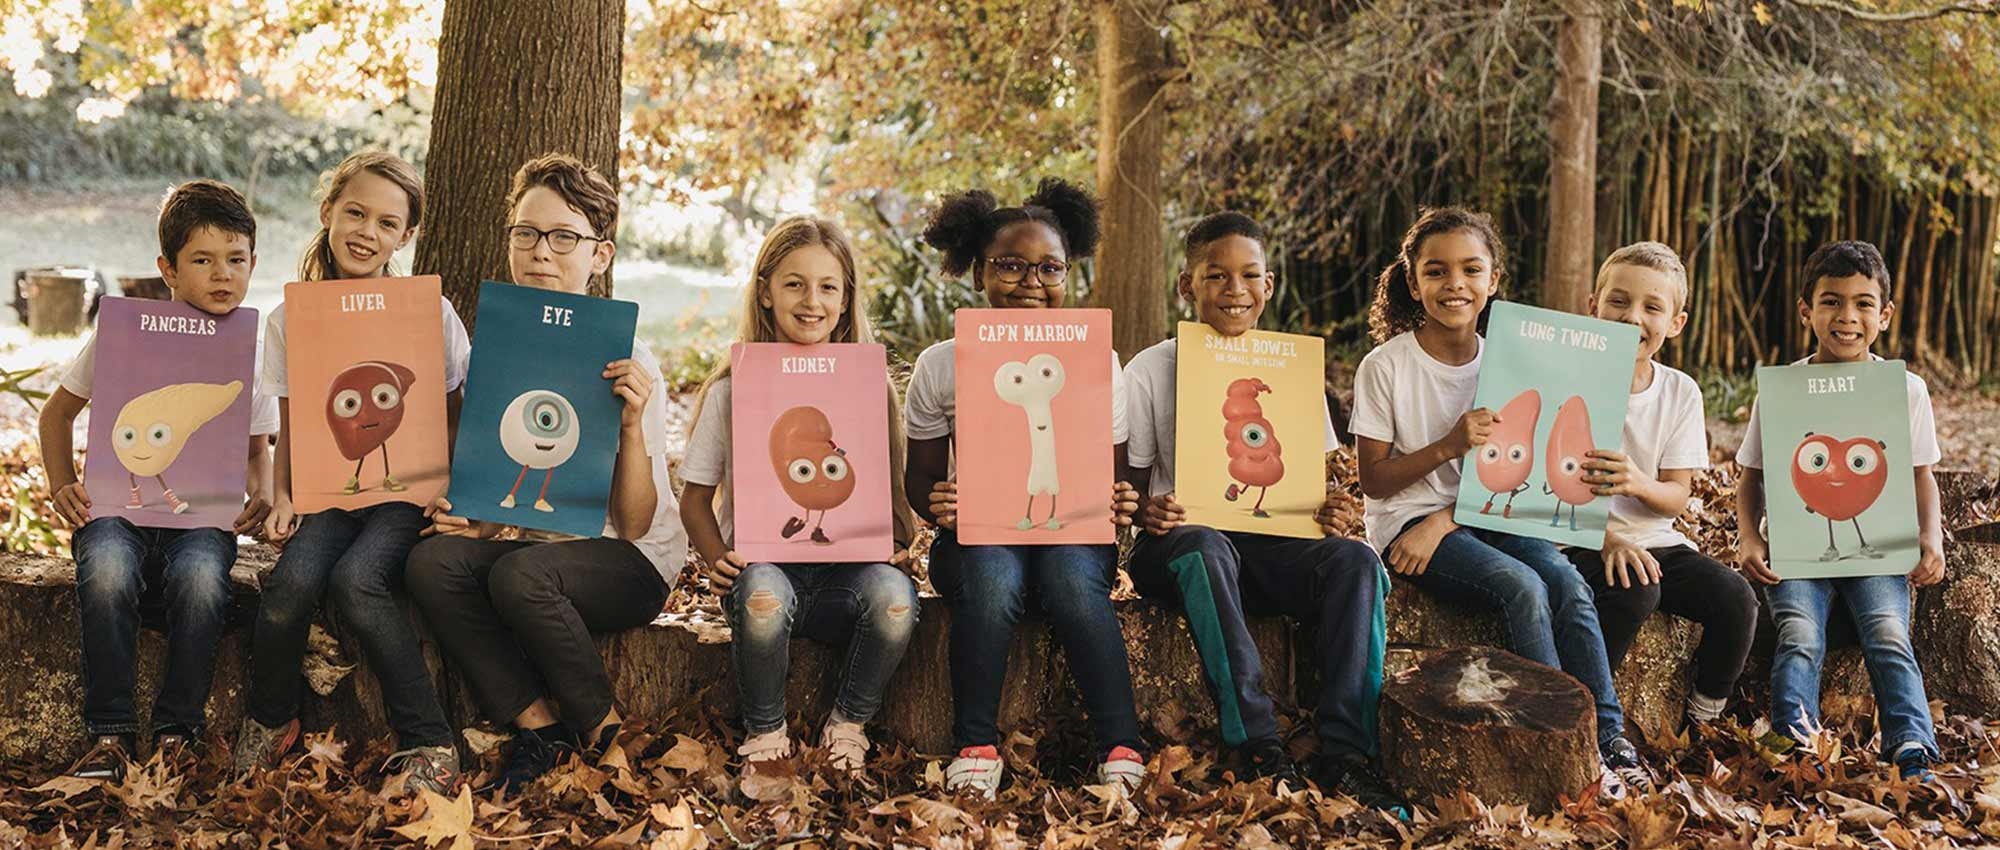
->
[[83, 297, 258, 529], [729, 342, 893, 562], [1755, 359, 1919, 579], [1173, 322, 1329, 539], [284, 276, 451, 512], [1452, 301, 1639, 550], [954, 308, 1115, 545], [447, 281, 636, 537]]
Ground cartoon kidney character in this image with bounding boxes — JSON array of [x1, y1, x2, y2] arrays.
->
[[1792, 433, 1890, 561], [1476, 389, 1542, 518], [994, 353, 1065, 531], [326, 361, 416, 495], [1540, 395, 1596, 531], [498, 389, 581, 512], [1222, 378, 1284, 518], [112, 380, 242, 514], [769, 406, 856, 544]]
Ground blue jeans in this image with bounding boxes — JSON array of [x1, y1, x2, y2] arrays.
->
[[929, 531, 1144, 757], [248, 503, 451, 748], [1406, 525, 1625, 745], [73, 516, 237, 735], [725, 561, 918, 735], [1766, 575, 1936, 760]]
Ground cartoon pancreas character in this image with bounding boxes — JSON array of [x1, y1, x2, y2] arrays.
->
[[326, 361, 415, 495], [994, 353, 1066, 531], [112, 381, 242, 514], [1791, 433, 1890, 561], [1541, 395, 1596, 531], [499, 389, 581, 513], [1476, 389, 1542, 518], [1222, 377, 1284, 518], [768, 406, 854, 544]]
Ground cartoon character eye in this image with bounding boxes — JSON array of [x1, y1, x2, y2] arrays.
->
[[115, 426, 138, 449], [146, 422, 173, 447], [371, 382, 402, 410], [1846, 443, 1880, 475], [1240, 423, 1269, 448], [1560, 457, 1580, 475], [1039, 366, 1055, 379], [1479, 445, 1501, 464], [1013, 374, 1024, 384], [1507, 444, 1528, 463], [787, 459, 817, 484], [1795, 439, 1832, 475], [530, 400, 565, 435], [822, 455, 850, 481], [333, 389, 364, 418]]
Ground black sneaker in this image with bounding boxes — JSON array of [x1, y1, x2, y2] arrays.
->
[[1894, 747, 1935, 783], [480, 726, 577, 794], [69, 734, 134, 782], [1242, 739, 1303, 787], [1314, 756, 1411, 820], [1599, 735, 1653, 799]]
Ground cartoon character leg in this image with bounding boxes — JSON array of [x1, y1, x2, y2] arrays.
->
[[809, 510, 832, 544], [127, 473, 144, 509], [1853, 519, 1884, 559], [533, 469, 556, 513], [1480, 494, 1497, 515], [1503, 485, 1526, 519], [1819, 517, 1842, 562], [1226, 483, 1242, 502], [1567, 504, 1578, 532], [1250, 486, 1270, 519], [1043, 493, 1061, 531], [502, 465, 529, 508], [157, 476, 189, 514], [783, 514, 807, 539], [1550, 505, 1563, 527], [1017, 494, 1037, 531], [344, 458, 365, 495], [380, 445, 406, 492]]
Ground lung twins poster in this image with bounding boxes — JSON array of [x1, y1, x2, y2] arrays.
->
[[1756, 359, 1919, 579], [1452, 301, 1640, 550], [1174, 321, 1329, 539], [954, 308, 1115, 545], [84, 297, 258, 529], [729, 342, 893, 562], [449, 281, 636, 537]]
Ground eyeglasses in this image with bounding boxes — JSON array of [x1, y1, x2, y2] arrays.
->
[[506, 224, 604, 255], [984, 256, 1069, 286]]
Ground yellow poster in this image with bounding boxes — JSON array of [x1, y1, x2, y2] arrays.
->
[[1172, 321, 1327, 539]]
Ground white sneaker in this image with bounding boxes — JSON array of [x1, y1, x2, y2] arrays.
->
[[945, 745, 1005, 799], [1095, 746, 1146, 792], [820, 718, 870, 774], [736, 725, 793, 794]]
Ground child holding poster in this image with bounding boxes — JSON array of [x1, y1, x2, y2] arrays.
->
[[1733, 240, 1945, 781], [906, 178, 1147, 798], [1125, 212, 1405, 814], [679, 215, 919, 791], [236, 150, 466, 794], [38, 180, 278, 780], [407, 154, 687, 793], [1350, 207, 1649, 798]]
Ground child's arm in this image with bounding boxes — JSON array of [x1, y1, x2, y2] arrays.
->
[[266, 401, 298, 541], [1130, 468, 1186, 536], [37, 387, 90, 527], [235, 433, 273, 535], [678, 483, 744, 589], [1733, 467, 1779, 584], [1912, 465, 1945, 586], [1598, 529, 1662, 588], [1354, 408, 1494, 500], [1584, 454, 1694, 518], [1111, 442, 1138, 529], [605, 359, 658, 539], [905, 436, 954, 528]]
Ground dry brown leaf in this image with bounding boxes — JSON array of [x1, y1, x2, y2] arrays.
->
[[659, 734, 712, 773], [1824, 790, 1898, 828], [392, 787, 476, 850]]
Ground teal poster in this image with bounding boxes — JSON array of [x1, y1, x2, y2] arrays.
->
[[1755, 360, 1918, 579], [448, 281, 637, 537], [1452, 301, 1639, 550]]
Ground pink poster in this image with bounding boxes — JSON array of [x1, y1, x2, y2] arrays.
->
[[728, 342, 894, 563]]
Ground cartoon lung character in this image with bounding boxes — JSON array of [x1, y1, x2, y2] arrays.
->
[[1540, 395, 1596, 531], [1792, 433, 1890, 561], [1476, 389, 1542, 518], [112, 381, 242, 514], [994, 353, 1065, 531], [326, 361, 416, 495], [498, 389, 581, 512], [1222, 378, 1284, 518], [768, 406, 855, 544]]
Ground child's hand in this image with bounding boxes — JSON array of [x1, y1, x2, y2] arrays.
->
[[1387, 511, 1456, 576], [422, 496, 499, 539], [1315, 490, 1355, 538], [1583, 449, 1651, 497], [603, 359, 656, 429], [929, 481, 959, 530], [233, 495, 272, 537], [51, 482, 90, 528], [1142, 492, 1185, 536], [265, 497, 297, 543], [707, 549, 747, 591], [1110, 481, 1140, 527], [1445, 408, 1499, 456], [1735, 534, 1780, 585], [1601, 538, 1661, 588], [1911, 544, 1946, 586], [889, 544, 919, 578]]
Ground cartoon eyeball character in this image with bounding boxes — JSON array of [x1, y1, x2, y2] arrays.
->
[[326, 361, 416, 461], [1476, 389, 1542, 517], [769, 406, 855, 543], [1792, 434, 1888, 522], [1541, 395, 1596, 530], [500, 390, 582, 470]]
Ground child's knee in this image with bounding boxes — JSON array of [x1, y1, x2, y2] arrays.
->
[[1773, 614, 1827, 655]]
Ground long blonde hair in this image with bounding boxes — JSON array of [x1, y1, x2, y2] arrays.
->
[[688, 215, 917, 544], [298, 150, 424, 282]]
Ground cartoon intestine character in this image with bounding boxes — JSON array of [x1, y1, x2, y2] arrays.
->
[[1222, 378, 1284, 518], [994, 353, 1065, 531], [1792, 433, 1890, 561], [498, 390, 581, 512], [112, 381, 242, 514], [1476, 389, 1542, 518], [1540, 395, 1596, 531], [769, 406, 856, 544], [327, 361, 416, 495]]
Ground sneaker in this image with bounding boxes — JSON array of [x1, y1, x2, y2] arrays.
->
[[737, 726, 794, 794], [386, 744, 462, 796], [1242, 738, 1303, 788], [69, 734, 133, 782], [1314, 755, 1411, 820], [820, 718, 869, 774], [1096, 746, 1146, 792], [233, 716, 300, 776], [151, 727, 197, 770], [1894, 744, 1935, 782], [480, 726, 576, 794], [945, 745, 1005, 799], [1600, 735, 1653, 800]]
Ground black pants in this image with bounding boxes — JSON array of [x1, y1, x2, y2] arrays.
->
[[1568, 543, 1758, 700], [405, 535, 668, 731]]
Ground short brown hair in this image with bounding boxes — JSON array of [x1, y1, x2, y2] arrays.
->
[[507, 153, 619, 241], [158, 179, 256, 266], [1801, 240, 1891, 302], [1595, 241, 1689, 310]]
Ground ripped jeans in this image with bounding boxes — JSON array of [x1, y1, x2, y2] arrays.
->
[[725, 561, 919, 735], [1766, 575, 1936, 761]]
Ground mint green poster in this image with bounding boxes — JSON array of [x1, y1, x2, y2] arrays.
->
[[1452, 301, 1639, 550], [1755, 360, 1918, 579]]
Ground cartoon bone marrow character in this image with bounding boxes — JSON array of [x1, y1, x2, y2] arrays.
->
[[768, 405, 855, 544], [1791, 433, 1889, 561], [498, 389, 582, 512], [1540, 395, 1596, 531], [326, 361, 416, 494], [1476, 389, 1542, 518], [1222, 377, 1284, 518], [112, 380, 242, 514], [994, 353, 1066, 531]]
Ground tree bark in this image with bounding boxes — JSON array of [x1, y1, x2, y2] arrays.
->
[[1093, 0, 1170, 361], [1543, 2, 1602, 314], [1380, 646, 1599, 812]]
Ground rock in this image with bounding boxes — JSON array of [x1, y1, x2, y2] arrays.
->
[[1379, 646, 1599, 811]]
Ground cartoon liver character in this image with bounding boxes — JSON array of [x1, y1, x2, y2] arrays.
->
[[768, 406, 855, 544], [1540, 395, 1596, 531], [498, 389, 581, 513], [1222, 378, 1284, 518], [1476, 389, 1542, 518], [112, 380, 242, 514], [326, 361, 415, 494], [994, 353, 1065, 531], [1792, 433, 1890, 561]]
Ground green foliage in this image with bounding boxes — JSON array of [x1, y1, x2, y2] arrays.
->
[[0, 366, 49, 412], [1697, 368, 1760, 422]]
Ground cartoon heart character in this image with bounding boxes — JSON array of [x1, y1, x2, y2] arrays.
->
[[769, 406, 856, 544], [1791, 433, 1890, 561], [1541, 395, 1595, 531], [498, 389, 582, 513], [1222, 377, 1284, 518], [326, 361, 416, 494], [112, 380, 242, 514], [1476, 389, 1542, 518]]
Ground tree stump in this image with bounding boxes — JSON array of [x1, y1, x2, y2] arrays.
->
[[1379, 646, 1599, 812], [25, 269, 89, 336], [1914, 529, 2000, 719]]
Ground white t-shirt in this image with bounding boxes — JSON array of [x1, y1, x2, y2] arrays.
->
[[258, 297, 471, 399], [1735, 354, 1941, 470], [904, 337, 1130, 446], [1125, 337, 1338, 498], [607, 343, 690, 583], [1347, 331, 1483, 552], [679, 375, 739, 546], [1603, 362, 1710, 550], [59, 331, 282, 437]]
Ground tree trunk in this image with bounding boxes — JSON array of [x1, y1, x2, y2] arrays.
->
[[1543, 2, 1602, 315], [417, 0, 625, 324], [1379, 646, 1599, 812], [1093, 0, 1170, 362]]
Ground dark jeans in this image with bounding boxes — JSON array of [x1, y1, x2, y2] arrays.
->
[[405, 535, 667, 732], [725, 561, 918, 735], [1569, 543, 1759, 700], [248, 502, 451, 748], [73, 516, 237, 736], [1128, 526, 1387, 760], [928, 530, 1144, 758]]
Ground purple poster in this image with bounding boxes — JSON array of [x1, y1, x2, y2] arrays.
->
[[83, 297, 258, 529]]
